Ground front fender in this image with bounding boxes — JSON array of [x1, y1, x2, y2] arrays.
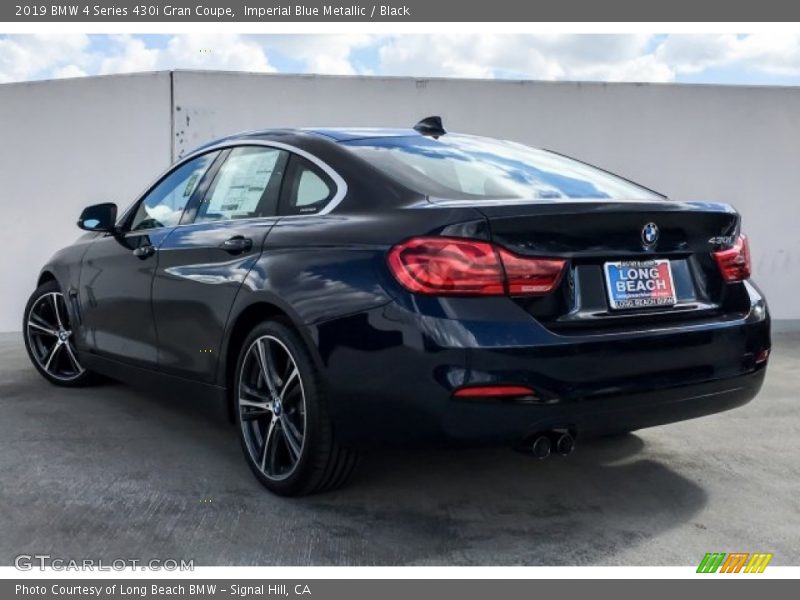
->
[[33, 235, 97, 339]]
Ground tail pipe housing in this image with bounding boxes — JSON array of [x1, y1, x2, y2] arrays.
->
[[524, 430, 576, 459]]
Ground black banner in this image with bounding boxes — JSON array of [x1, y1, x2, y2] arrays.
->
[[5, 0, 800, 22], [4, 579, 798, 600]]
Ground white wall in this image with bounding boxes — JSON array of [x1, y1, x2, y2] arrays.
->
[[2, 70, 798, 331], [0, 72, 172, 332], [173, 71, 800, 323]]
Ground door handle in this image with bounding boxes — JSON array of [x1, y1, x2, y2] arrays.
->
[[220, 236, 253, 254], [132, 244, 156, 259]]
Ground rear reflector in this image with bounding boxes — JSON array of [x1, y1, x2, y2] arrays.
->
[[453, 385, 537, 399], [387, 237, 566, 296], [755, 349, 770, 364], [713, 234, 751, 282]]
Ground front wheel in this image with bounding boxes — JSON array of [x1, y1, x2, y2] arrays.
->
[[23, 280, 94, 387], [234, 320, 358, 496]]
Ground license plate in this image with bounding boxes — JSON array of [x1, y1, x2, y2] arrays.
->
[[604, 259, 676, 310]]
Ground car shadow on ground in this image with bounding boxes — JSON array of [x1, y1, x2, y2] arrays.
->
[[2, 362, 708, 566], [126, 378, 706, 565], [295, 435, 707, 564]]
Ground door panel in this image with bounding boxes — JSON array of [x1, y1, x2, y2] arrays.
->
[[152, 220, 276, 380], [77, 151, 221, 367], [78, 229, 171, 366], [152, 146, 288, 381]]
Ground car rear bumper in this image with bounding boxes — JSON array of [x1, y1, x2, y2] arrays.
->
[[441, 368, 765, 442], [313, 281, 770, 446]]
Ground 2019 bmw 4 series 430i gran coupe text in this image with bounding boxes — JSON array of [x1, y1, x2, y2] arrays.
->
[[24, 117, 770, 495]]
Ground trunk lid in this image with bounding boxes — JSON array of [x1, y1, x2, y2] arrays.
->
[[461, 199, 740, 256], [437, 198, 748, 332]]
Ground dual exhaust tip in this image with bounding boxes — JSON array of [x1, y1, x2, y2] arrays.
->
[[530, 431, 575, 459]]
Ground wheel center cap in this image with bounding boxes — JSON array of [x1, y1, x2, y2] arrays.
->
[[58, 331, 69, 342], [273, 400, 282, 416]]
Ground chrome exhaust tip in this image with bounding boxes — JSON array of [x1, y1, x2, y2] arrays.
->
[[554, 432, 575, 456], [531, 435, 552, 459]]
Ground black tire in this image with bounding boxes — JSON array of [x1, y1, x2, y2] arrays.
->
[[234, 319, 358, 496], [23, 280, 95, 387]]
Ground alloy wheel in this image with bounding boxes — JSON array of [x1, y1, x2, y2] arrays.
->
[[238, 335, 307, 481], [26, 292, 85, 381]]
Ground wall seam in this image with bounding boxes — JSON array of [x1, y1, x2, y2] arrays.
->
[[169, 70, 175, 163]]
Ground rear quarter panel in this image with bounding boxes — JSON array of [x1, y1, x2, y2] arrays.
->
[[216, 205, 489, 387]]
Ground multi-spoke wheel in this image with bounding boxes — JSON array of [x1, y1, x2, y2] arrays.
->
[[23, 280, 92, 386], [239, 335, 306, 480], [234, 320, 358, 496]]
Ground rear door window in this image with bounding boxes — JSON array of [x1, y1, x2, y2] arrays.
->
[[195, 146, 288, 223]]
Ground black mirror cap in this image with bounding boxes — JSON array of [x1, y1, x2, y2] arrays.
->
[[78, 202, 118, 232]]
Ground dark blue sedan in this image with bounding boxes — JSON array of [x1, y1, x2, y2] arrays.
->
[[23, 117, 770, 495]]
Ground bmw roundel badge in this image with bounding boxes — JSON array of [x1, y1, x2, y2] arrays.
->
[[642, 222, 659, 248]]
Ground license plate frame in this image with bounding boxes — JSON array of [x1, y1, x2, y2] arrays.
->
[[604, 259, 677, 310]]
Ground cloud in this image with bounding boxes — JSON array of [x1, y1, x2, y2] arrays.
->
[[378, 35, 498, 79], [98, 35, 159, 74], [0, 34, 90, 83], [726, 34, 800, 76], [51, 64, 88, 79], [656, 34, 800, 77], [97, 34, 275, 75], [260, 34, 376, 75], [3, 34, 800, 86], [377, 33, 800, 83], [0, 33, 275, 83], [654, 34, 739, 75], [161, 34, 275, 73], [376, 34, 673, 81]]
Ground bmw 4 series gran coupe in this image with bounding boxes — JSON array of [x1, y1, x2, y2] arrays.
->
[[23, 117, 770, 495]]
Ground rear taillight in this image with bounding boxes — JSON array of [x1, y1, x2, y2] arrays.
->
[[713, 234, 751, 282], [495, 247, 567, 295], [387, 237, 566, 296]]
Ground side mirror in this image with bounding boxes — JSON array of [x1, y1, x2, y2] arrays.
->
[[78, 203, 118, 232]]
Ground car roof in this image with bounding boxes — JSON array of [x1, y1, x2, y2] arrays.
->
[[302, 128, 421, 141], [187, 127, 424, 155]]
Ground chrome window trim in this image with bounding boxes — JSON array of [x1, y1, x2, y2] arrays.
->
[[116, 139, 348, 229]]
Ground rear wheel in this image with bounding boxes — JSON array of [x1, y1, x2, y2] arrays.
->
[[234, 320, 358, 496], [23, 280, 93, 387]]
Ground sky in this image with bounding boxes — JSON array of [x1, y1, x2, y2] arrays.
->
[[3, 33, 800, 85]]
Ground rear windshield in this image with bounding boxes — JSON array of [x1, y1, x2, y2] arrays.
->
[[343, 134, 663, 201]]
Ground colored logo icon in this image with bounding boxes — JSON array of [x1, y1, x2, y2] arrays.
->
[[697, 552, 773, 573]]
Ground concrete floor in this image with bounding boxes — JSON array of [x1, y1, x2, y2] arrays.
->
[[0, 331, 798, 566]]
